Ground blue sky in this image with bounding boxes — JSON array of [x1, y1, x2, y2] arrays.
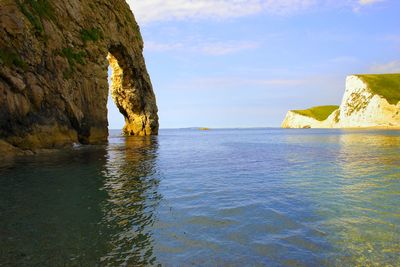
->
[[108, 0, 400, 129]]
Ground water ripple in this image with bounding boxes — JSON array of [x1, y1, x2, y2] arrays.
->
[[0, 129, 399, 266]]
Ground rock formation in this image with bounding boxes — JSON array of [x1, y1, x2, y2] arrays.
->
[[0, 0, 158, 154], [281, 105, 339, 129], [282, 74, 400, 129]]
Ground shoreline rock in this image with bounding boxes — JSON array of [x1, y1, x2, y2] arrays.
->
[[0, 0, 158, 156]]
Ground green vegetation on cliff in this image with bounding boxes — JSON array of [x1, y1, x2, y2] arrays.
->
[[60, 48, 86, 79], [292, 105, 339, 121], [80, 27, 103, 44], [357, 73, 400, 105], [0, 48, 27, 69], [17, 0, 54, 35]]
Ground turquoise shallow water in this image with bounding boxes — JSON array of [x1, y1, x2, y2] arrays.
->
[[0, 129, 399, 266]]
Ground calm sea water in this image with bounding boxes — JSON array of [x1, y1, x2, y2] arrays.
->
[[0, 129, 399, 266]]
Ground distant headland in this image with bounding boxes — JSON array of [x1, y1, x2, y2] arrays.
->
[[282, 73, 400, 129]]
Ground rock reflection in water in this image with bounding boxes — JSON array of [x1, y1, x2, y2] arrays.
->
[[0, 135, 161, 266], [100, 136, 161, 266], [1, 129, 398, 265], [0, 148, 110, 266]]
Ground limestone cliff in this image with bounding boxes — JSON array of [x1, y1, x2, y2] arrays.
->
[[281, 105, 339, 129], [0, 0, 158, 154], [282, 74, 400, 129]]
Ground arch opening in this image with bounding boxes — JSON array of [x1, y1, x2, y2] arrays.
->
[[106, 46, 158, 137], [107, 62, 125, 132]]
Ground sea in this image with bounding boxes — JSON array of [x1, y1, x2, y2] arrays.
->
[[0, 128, 399, 266]]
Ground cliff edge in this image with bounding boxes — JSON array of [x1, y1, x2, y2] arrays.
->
[[0, 0, 158, 154], [282, 74, 400, 129]]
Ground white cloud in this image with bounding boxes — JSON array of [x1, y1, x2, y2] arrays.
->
[[128, 0, 264, 24], [167, 76, 307, 91], [145, 40, 260, 55], [199, 41, 259, 55], [128, 0, 318, 24], [353, 0, 385, 12], [384, 35, 400, 43], [358, 0, 384, 6], [330, 56, 359, 64], [128, 0, 386, 24], [145, 41, 184, 52], [369, 60, 400, 73]]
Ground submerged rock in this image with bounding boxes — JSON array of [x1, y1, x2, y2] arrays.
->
[[282, 74, 400, 129], [0, 0, 158, 154]]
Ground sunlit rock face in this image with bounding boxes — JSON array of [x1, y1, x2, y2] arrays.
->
[[337, 75, 400, 128], [282, 74, 400, 129], [0, 0, 158, 153], [281, 110, 337, 129], [107, 52, 157, 136]]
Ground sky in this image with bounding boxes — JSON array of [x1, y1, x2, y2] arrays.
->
[[107, 0, 400, 129]]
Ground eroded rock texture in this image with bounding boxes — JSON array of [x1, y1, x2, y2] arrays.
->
[[0, 0, 158, 153]]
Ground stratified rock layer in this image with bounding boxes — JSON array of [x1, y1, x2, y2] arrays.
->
[[0, 0, 158, 153], [282, 74, 400, 129]]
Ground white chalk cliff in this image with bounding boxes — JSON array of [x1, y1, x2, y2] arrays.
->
[[282, 74, 400, 129], [281, 108, 338, 129]]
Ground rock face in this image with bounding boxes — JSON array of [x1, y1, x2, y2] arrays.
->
[[0, 0, 158, 153], [337, 75, 400, 128], [282, 74, 400, 129]]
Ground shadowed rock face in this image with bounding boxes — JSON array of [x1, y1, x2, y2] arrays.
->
[[0, 0, 158, 153]]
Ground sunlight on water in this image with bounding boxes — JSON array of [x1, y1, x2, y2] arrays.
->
[[0, 129, 399, 266]]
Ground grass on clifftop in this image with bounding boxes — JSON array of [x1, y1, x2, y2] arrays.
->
[[356, 73, 400, 105], [292, 105, 339, 121]]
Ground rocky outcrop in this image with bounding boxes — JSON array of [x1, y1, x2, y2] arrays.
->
[[0, 0, 158, 154], [337, 75, 400, 128], [282, 74, 400, 129]]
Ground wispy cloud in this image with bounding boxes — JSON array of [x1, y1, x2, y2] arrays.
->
[[198, 41, 259, 55], [128, 0, 386, 24], [330, 56, 359, 64], [167, 76, 307, 91], [358, 0, 385, 6], [353, 0, 386, 12], [145, 41, 184, 52], [384, 35, 400, 44], [145, 40, 260, 55], [128, 0, 265, 24], [369, 60, 400, 73]]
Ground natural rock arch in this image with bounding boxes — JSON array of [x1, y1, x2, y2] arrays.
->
[[107, 45, 158, 137], [0, 0, 158, 153]]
